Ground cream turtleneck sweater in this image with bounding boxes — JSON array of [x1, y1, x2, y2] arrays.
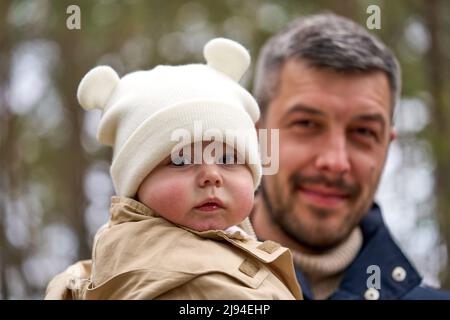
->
[[292, 227, 363, 299]]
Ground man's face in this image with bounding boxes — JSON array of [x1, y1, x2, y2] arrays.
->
[[260, 59, 395, 251]]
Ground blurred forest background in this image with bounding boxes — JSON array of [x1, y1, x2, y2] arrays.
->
[[1, 0, 450, 299]]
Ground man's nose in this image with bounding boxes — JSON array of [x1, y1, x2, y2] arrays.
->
[[315, 132, 351, 175], [197, 164, 223, 188]]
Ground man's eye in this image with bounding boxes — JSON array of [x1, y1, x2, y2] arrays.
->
[[292, 119, 317, 128], [171, 156, 191, 166], [354, 127, 377, 138], [217, 153, 236, 165]]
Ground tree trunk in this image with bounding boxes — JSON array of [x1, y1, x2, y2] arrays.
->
[[423, 0, 450, 289]]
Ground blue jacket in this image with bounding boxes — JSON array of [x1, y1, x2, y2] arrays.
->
[[296, 203, 450, 300]]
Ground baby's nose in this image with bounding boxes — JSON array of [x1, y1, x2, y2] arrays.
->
[[197, 165, 223, 188]]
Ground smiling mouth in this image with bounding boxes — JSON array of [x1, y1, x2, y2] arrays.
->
[[298, 186, 350, 208]]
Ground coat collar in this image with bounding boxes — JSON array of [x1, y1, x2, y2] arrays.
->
[[297, 203, 422, 300]]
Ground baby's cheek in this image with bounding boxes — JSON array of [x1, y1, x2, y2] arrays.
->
[[150, 180, 190, 216], [240, 191, 254, 216], [232, 178, 255, 219]]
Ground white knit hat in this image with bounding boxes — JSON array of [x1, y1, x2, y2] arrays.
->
[[77, 38, 262, 197]]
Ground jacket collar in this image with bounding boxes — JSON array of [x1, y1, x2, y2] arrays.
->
[[297, 203, 422, 300]]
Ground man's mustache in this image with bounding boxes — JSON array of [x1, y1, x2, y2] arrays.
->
[[290, 172, 360, 198]]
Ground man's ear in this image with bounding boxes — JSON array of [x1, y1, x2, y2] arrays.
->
[[389, 127, 397, 142]]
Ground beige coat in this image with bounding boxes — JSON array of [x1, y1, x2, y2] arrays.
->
[[45, 197, 302, 300]]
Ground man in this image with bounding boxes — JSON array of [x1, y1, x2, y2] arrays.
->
[[251, 13, 450, 300]]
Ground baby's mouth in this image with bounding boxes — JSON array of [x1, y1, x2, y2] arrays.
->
[[194, 198, 225, 212]]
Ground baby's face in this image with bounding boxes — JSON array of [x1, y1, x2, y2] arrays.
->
[[136, 142, 254, 231]]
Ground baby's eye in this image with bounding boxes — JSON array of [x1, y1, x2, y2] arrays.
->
[[217, 153, 236, 165], [171, 156, 191, 167]]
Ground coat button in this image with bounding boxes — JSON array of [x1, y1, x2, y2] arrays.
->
[[392, 266, 407, 282], [364, 287, 380, 300]]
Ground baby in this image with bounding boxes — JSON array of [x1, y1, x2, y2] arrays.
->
[[45, 38, 302, 300]]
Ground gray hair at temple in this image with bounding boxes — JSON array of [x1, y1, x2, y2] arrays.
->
[[253, 13, 401, 120]]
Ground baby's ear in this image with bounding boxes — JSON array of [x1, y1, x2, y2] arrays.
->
[[77, 66, 120, 111], [203, 38, 250, 82]]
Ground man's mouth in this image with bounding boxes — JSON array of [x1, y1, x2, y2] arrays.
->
[[297, 185, 350, 208], [194, 198, 225, 212]]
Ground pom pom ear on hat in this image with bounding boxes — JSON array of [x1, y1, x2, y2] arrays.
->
[[204, 38, 251, 82], [77, 66, 120, 111]]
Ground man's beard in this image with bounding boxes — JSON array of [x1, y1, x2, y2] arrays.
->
[[260, 172, 363, 252]]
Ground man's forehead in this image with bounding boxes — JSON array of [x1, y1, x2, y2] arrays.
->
[[274, 59, 392, 120], [280, 59, 389, 89]]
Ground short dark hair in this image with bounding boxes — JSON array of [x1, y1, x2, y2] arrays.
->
[[253, 13, 401, 119]]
